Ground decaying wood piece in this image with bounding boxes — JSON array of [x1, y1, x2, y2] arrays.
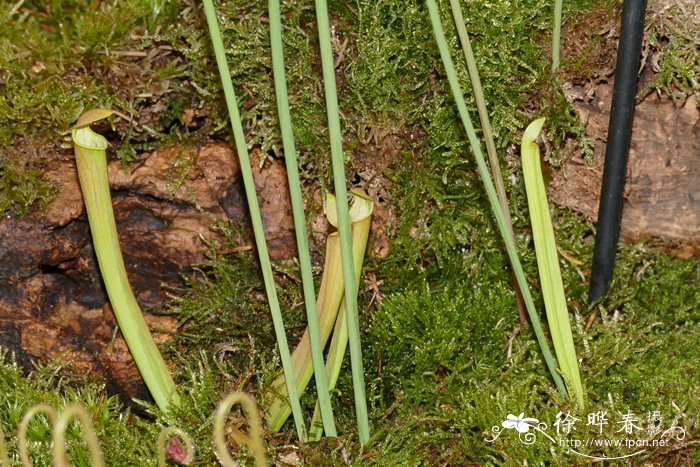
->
[[550, 85, 700, 258], [0, 142, 296, 402]]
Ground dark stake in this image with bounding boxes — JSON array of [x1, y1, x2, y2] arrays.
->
[[589, 0, 647, 304]]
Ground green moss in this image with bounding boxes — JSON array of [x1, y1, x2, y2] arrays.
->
[[0, 0, 698, 464], [648, 36, 700, 103], [355, 209, 700, 464], [160, 1, 699, 462], [160, 0, 332, 170], [0, 163, 56, 217], [644, 4, 700, 102], [0, 0, 207, 214], [0, 0, 161, 144], [0, 353, 156, 466]]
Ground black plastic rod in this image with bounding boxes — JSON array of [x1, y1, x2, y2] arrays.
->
[[589, 0, 647, 304]]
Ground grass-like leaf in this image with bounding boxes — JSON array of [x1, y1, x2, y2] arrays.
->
[[201, 0, 307, 441], [448, 0, 528, 323], [269, 0, 337, 437], [426, 0, 567, 398], [521, 118, 585, 408], [313, 0, 370, 443], [552, 0, 563, 71]]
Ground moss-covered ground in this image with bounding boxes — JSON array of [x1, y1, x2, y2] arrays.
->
[[0, 0, 698, 465]]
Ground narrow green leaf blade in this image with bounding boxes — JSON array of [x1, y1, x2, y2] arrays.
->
[[552, 0, 563, 72], [426, 0, 567, 398], [314, 0, 370, 443], [521, 118, 585, 408], [202, 0, 307, 441], [269, 0, 336, 437]]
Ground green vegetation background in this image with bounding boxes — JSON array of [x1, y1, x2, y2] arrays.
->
[[0, 0, 698, 464]]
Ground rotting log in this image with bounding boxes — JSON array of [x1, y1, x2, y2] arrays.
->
[[550, 86, 700, 258], [0, 143, 296, 402]]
